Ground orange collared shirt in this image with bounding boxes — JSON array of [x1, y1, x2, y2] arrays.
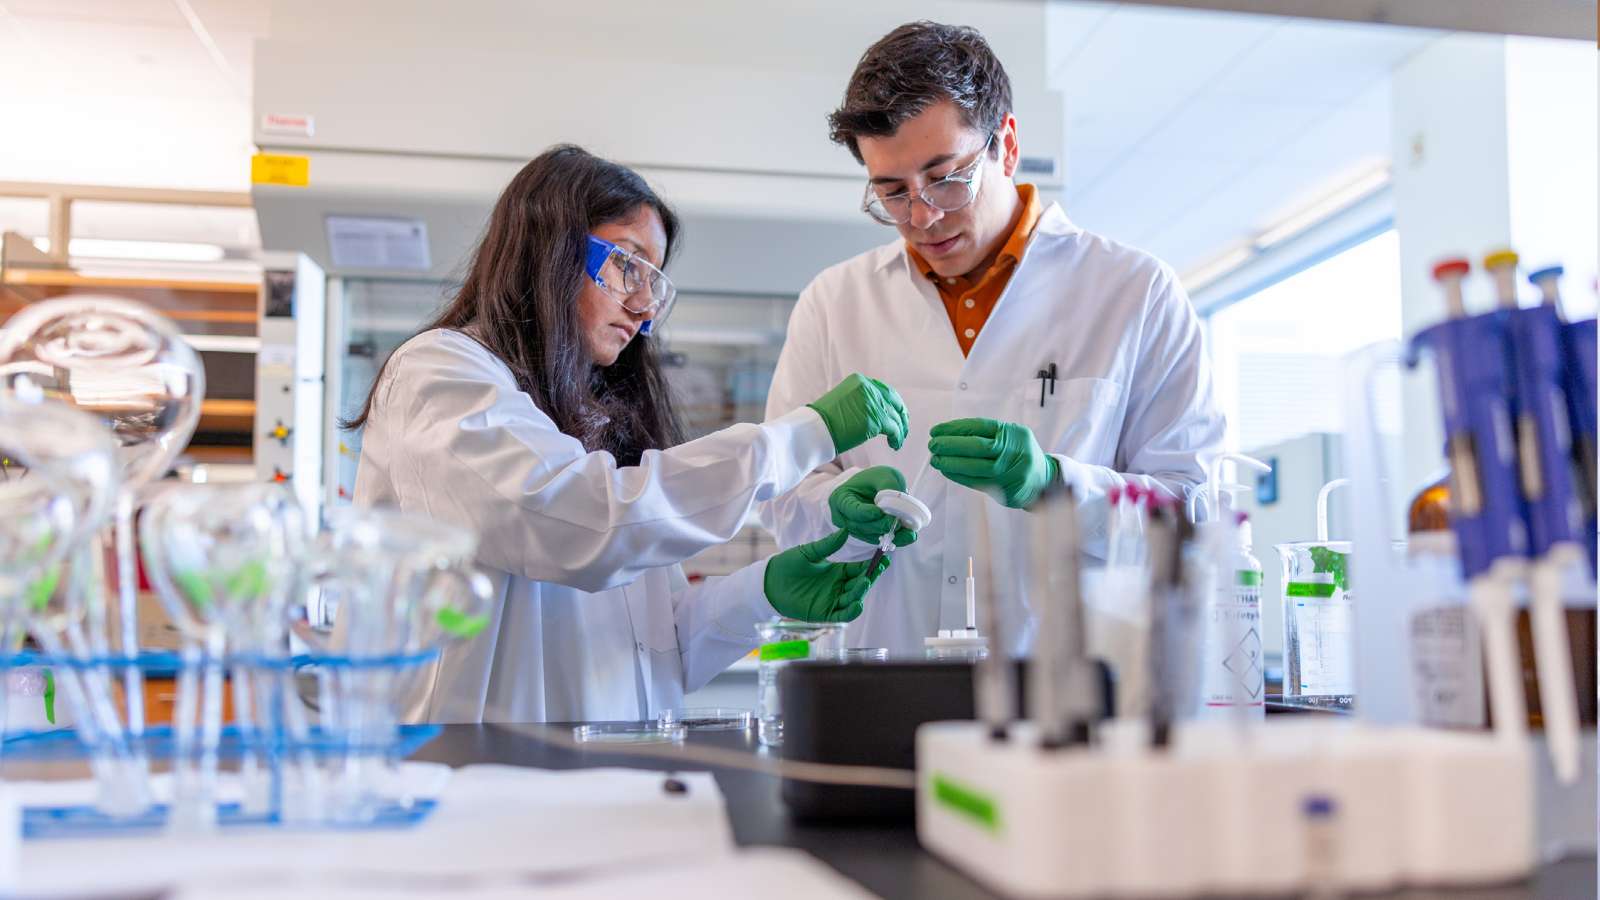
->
[[904, 183, 1043, 357]]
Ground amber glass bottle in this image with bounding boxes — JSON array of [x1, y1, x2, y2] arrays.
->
[[1408, 470, 1596, 728]]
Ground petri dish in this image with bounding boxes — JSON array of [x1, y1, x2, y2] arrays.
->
[[572, 722, 687, 744], [658, 707, 754, 732]]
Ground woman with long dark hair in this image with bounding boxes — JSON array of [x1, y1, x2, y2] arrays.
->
[[350, 146, 915, 723]]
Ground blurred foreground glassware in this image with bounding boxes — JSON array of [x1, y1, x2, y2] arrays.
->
[[140, 483, 308, 830], [0, 297, 204, 739], [308, 505, 492, 823], [0, 395, 151, 815]]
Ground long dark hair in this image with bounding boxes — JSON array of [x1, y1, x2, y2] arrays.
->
[[345, 145, 683, 465]]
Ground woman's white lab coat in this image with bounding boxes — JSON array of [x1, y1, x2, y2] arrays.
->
[[353, 328, 835, 723], [760, 203, 1226, 656]]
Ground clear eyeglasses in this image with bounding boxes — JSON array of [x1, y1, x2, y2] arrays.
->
[[861, 134, 995, 226]]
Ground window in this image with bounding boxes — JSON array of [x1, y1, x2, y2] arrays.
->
[[1207, 230, 1404, 455]]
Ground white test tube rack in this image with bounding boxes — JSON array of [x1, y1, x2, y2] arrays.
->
[[915, 717, 1534, 898]]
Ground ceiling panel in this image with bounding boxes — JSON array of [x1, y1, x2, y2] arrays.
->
[[187, 0, 271, 33], [1272, 80, 1391, 167], [1048, 2, 1440, 279], [1069, 153, 1247, 246], [3, 0, 181, 27], [17, 18, 228, 100], [1140, 94, 1334, 162], [1206, 17, 1434, 104], [1054, 6, 1283, 191]]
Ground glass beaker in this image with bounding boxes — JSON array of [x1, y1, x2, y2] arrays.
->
[[754, 618, 845, 747], [1276, 540, 1354, 706]]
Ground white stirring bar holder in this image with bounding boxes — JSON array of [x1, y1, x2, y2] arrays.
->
[[917, 719, 1534, 898]]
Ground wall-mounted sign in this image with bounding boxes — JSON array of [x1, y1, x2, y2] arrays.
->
[[326, 215, 432, 271], [251, 153, 310, 187]]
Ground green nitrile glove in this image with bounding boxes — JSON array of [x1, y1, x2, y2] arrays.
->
[[763, 529, 892, 623], [807, 373, 909, 454], [928, 418, 1061, 509], [829, 466, 918, 548]]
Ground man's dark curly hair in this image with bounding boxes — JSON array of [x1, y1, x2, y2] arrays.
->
[[828, 21, 1013, 164]]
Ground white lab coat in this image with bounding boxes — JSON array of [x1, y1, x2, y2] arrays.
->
[[353, 328, 835, 723], [761, 203, 1225, 656]]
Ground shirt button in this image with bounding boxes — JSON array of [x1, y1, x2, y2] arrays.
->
[[963, 328, 976, 339], [637, 642, 646, 653], [948, 576, 958, 585], [958, 382, 968, 390], [964, 298, 975, 309], [945, 277, 957, 285]]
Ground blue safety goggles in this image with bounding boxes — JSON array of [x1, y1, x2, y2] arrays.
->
[[583, 235, 677, 336]]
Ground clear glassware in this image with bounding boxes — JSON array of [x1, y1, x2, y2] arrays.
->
[[0, 297, 205, 740], [754, 618, 845, 748], [1276, 541, 1355, 709], [140, 483, 309, 827], [307, 505, 491, 823], [0, 395, 150, 814]]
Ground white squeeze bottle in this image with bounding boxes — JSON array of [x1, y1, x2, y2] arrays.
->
[[1196, 454, 1269, 721]]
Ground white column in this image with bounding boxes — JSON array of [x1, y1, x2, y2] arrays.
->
[[1389, 32, 1515, 500]]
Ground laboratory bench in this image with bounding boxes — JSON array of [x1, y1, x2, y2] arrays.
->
[[412, 724, 1597, 900]]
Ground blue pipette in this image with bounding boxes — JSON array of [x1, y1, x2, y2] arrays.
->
[[1407, 256, 1528, 740], [1493, 252, 1584, 781]]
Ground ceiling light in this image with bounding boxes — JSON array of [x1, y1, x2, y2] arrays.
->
[[31, 238, 226, 263], [1183, 245, 1255, 293], [1255, 166, 1391, 250]]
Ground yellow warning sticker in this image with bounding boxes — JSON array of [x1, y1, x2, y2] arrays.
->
[[251, 153, 310, 187]]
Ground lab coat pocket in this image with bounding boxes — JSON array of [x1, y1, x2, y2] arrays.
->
[[1017, 377, 1125, 466]]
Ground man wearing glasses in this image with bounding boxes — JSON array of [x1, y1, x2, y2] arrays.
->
[[762, 21, 1226, 654]]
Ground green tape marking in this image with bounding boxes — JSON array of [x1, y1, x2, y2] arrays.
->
[[25, 564, 60, 612], [759, 640, 810, 662], [1236, 570, 1263, 586], [1286, 581, 1338, 598], [43, 669, 55, 725], [436, 606, 489, 639], [932, 774, 1000, 832]]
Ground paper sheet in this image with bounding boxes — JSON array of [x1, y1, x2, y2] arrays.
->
[[19, 765, 733, 897]]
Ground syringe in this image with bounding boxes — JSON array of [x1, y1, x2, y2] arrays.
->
[[864, 489, 932, 575]]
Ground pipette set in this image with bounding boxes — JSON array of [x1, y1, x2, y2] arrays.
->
[[0, 297, 493, 837], [918, 467, 1547, 896], [1406, 251, 1594, 782]]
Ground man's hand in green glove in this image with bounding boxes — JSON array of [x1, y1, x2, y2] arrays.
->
[[928, 418, 1061, 509], [829, 466, 918, 548], [764, 529, 892, 623], [807, 373, 909, 454]]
